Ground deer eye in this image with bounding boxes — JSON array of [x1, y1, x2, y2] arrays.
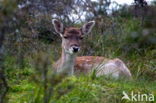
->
[[79, 37, 83, 40], [64, 36, 69, 39]]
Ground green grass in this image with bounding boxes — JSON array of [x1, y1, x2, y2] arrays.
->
[[6, 71, 156, 103], [56, 76, 156, 103]]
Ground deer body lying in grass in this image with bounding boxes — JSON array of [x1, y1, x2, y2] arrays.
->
[[52, 19, 132, 79]]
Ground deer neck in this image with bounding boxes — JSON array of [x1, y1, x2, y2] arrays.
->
[[57, 48, 76, 75]]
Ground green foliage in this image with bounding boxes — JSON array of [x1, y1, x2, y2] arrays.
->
[[7, 72, 156, 103]]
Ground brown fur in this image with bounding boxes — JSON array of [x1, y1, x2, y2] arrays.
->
[[52, 19, 132, 79]]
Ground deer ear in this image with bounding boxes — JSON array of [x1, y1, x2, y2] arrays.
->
[[81, 21, 95, 35], [52, 19, 64, 36]]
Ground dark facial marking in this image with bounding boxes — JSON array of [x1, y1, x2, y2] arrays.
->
[[63, 28, 83, 40], [67, 29, 80, 34]]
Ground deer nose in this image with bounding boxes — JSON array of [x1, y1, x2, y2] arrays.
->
[[72, 46, 80, 53]]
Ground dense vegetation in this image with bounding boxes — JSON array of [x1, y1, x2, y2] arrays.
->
[[0, 0, 156, 103]]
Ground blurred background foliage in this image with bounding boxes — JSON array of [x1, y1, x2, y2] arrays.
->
[[0, 0, 156, 103]]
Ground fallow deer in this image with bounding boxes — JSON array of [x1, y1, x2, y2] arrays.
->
[[52, 19, 132, 79]]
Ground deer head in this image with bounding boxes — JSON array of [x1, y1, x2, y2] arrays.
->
[[52, 19, 95, 55]]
